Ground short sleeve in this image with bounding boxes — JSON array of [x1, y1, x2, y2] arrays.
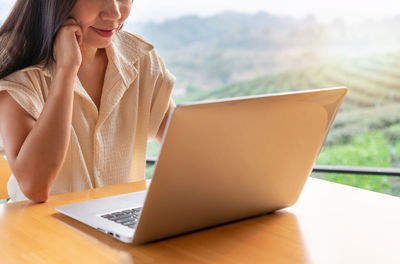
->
[[0, 69, 45, 120], [146, 51, 176, 140], [0, 69, 46, 155]]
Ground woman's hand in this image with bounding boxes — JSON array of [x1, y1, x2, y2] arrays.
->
[[53, 18, 83, 70]]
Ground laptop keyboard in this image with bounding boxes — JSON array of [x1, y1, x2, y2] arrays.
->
[[101, 207, 142, 229]]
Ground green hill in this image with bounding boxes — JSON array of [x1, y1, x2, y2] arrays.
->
[[130, 11, 400, 95], [176, 51, 400, 146], [147, 51, 400, 196]]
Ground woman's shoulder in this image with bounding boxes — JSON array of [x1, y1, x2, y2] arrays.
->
[[0, 64, 50, 85], [116, 31, 154, 48], [112, 30, 157, 61], [0, 64, 48, 120]]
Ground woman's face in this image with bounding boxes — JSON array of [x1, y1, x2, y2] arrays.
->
[[69, 0, 132, 49]]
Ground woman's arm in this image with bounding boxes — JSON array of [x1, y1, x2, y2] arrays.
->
[[0, 19, 83, 202], [155, 97, 176, 144]]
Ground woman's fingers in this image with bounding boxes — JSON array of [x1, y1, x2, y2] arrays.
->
[[61, 18, 83, 45], [60, 18, 83, 45], [75, 29, 82, 46], [53, 17, 83, 68], [62, 17, 79, 27]]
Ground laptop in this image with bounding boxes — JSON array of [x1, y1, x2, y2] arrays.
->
[[56, 87, 347, 245]]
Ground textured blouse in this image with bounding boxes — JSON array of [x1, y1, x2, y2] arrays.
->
[[0, 31, 175, 201]]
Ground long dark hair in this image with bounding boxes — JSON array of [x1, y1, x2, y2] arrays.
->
[[0, 0, 77, 79]]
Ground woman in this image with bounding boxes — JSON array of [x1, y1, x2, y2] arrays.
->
[[0, 0, 175, 202]]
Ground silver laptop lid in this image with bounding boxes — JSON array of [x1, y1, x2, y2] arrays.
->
[[133, 87, 347, 245]]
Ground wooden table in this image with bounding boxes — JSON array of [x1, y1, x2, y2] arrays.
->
[[1, 177, 400, 264]]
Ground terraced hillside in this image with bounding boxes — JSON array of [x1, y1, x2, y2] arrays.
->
[[147, 51, 400, 194], [148, 51, 400, 196], [178, 51, 400, 146]]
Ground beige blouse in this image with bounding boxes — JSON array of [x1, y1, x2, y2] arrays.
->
[[0, 31, 175, 201]]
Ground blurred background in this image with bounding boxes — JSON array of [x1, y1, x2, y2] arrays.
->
[[2, 0, 400, 195]]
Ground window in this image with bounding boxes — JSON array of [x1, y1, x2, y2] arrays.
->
[[2, 1, 400, 195], [134, 1, 400, 195]]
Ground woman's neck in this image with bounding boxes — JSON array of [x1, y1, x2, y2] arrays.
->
[[77, 46, 108, 79], [80, 46, 104, 68]]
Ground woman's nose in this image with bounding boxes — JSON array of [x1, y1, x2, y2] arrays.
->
[[100, 0, 122, 21]]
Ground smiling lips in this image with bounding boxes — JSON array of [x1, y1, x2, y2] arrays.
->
[[92, 27, 116, 38]]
